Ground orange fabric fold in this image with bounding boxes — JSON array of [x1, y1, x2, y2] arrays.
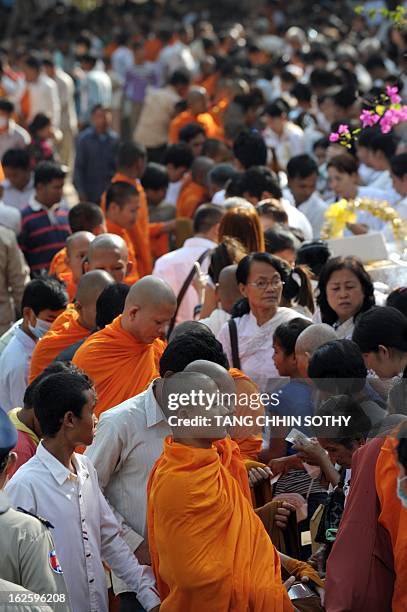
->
[[176, 179, 207, 219], [229, 368, 263, 461], [169, 110, 223, 143], [214, 436, 252, 504], [149, 222, 168, 260], [29, 315, 90, 383], [147, 437, 293, 612], [375, 435, 407, 612], [59, 271, 77, 302], [101, 173, 153, 277], [49, 247, 69, 277], [72, 315, 165, 417]]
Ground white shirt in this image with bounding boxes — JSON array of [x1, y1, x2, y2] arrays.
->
[[0, 326, 35, 413], [281, 198, 313, 240], [1, 176, 35, 211], [6, 444, 160, 612], [358, 163, 382, 186], [263, 122, 305, 170], [153, 236, 216, 323], [0, 200, 21, 234], [54, 68, 77, 133], [86, 382, 171, 595], [135, 85, 180, 147], [217, 308, 309, 392], [111, 46, 134, 80], [199, 308, 230, 337], [25, 73, 61, 128], [0, 318, 21, 356], [283, 189, 327, 239], [165, 179, 183, 207], [370, 170, 400, 203]]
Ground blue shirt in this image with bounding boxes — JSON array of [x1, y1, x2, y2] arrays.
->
[[73, 127, 119, 203]]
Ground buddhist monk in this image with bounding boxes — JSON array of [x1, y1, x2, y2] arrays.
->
[[73, 276, 176, 417], [176, 156, 214, 218], [84, 233, 131, 284], [183, 359, 253, 503], [49, 202, 106, 277], [101, 142, 154, 277], [147, 369, 293, 611], [29, 270, 114, 382], [168, 87, 223, 143], [59, 231, 95, 300]]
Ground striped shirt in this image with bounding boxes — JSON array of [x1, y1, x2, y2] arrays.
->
[[19, 197, 70, 273]]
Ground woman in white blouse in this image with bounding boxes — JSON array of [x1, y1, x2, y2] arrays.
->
[[316, 255, 375, 339], [217, 252, 312, 392]]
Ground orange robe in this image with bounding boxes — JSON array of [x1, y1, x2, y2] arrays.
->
[[229, 368, 263, 461], [105, 218, 139, 285], [101, 173, 153, 277], [147, 437, 293, 611], [49, 304, 78, 332], [214, 436, 252, 504], [59, 271, 77, 302], [72, 315, 165, 418], [176, 178, 207, 219], [0, 163, 4, 182], [375, 435, 407, 612], [49, 247, 69, 277], [168, 110, 223, 144], [29, 316, 90, 383]]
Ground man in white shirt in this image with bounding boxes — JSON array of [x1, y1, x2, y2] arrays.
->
[[111, 35, 134, 80], [0, 189, 21, 234], [153, 204, 224, 323], [1, 149, 35, 211], [242, 165, 313, 240], [85, 328, 229, 610], [21, 55, 60, 129], [43, 57, 78, 170], [390, 152, 407, 219], [0, 277, 67, 413], [6, 370, 160, 612], [134, 70, 190, 156], [263, 99, 305, 170], [285, 154, 327, 238], [78, 54, 112, 126], [368, 132, 400, 202], [0, 99, 30, 160]]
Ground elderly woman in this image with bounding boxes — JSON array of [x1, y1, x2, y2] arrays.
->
[[217, 252, 312, 391]]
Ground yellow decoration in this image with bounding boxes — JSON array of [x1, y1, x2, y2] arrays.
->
[[321, 197, 407, 247]]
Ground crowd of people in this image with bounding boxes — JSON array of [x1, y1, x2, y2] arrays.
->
[[0, 0, 406, 611]]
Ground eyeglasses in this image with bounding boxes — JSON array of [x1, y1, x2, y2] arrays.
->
[[247, 279, 284, 290]]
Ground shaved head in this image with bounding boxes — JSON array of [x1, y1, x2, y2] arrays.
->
[[122, 276, 176, 343], [74, 270, 114, 329], [86, 233, 129, 283], [66, 231, 94, 256], [191, 156, 215, 186], [161, 370, 229, 442], [187, 86, 207, 105], [88, 233, 128, 260], [65, 231, 95, 283], [75, 270, 114, 305], [295, 323, 337, 379], [218, 265, 241, 313], [295, 324, 338, 356], [184, 359, 235, 415], [125, 276, 176, 310]]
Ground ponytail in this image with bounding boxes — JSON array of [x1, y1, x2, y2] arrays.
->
[[282, 265, 315, 313], [231, 297, 250, 318]]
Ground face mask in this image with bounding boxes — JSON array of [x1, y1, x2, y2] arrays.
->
[[0, 117, 8, 129], [397, 476, 407, 508], [28, 318, 52, 339]]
